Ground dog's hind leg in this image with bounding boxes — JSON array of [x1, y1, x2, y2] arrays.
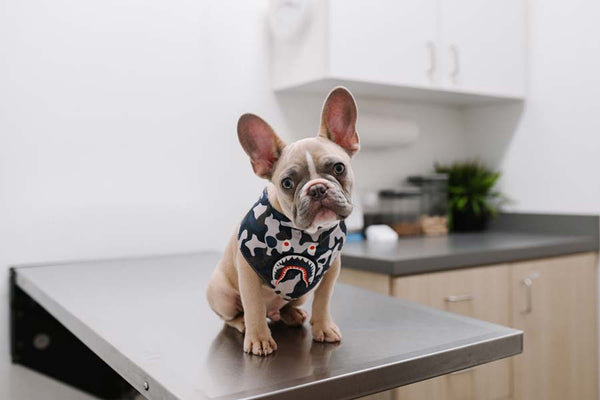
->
[[206, 233, 245, 324], [206, 242, 244, 327], [225, 314, 245, 333], [206, 269, 242, 318], [206, 274, 245, 333]]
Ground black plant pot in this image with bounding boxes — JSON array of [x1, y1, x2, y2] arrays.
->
[[451, 209, 489, 232]]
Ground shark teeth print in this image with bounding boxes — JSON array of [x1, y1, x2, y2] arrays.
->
[[271, 255, 316, 288]]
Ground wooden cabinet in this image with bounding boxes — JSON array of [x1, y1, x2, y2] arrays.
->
[[337, 268, 391, 296], [270, 0, 525, 103], [511, 253, 598, 400], [339, 252, 599, 400], [392, 265, 513, 400]]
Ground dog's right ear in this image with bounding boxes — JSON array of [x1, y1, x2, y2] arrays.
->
[[319, 87, 360, 157], [237, 113, 286, 179]]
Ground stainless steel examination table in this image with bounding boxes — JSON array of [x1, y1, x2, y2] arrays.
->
[[10, 252, 522, 400]]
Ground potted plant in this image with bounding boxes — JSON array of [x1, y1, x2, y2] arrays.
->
[[434, 161, 504, 232]]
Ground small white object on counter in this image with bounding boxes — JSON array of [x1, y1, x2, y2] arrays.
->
[[365, 224, 399, 242]]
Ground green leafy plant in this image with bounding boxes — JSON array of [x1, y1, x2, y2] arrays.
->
[[435, 161, 504, 230]]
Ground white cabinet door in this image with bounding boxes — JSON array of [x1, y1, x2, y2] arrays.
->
[[440, 0, 525, 97], [328, 0, 439, 88]]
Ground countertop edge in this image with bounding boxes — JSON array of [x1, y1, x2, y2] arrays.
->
[[341, 236, 598, 277], [257, 330, 523, 400]]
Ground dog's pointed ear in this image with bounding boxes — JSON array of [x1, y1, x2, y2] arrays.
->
[[238, 113, 286, 179], [319, 87, 360, 156]]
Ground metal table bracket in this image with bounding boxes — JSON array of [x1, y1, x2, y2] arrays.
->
[[10, 269, 133, 399]]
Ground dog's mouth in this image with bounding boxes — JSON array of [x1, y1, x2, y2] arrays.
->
[[296, 199, 352, 231], [317, 201, 351, 218], [309, 208, 340, 229], [272, 255, 316, 287]]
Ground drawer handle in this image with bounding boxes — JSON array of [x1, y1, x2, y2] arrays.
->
[[521, 277, 533, 314], [520, 272, 540, 315], [444, 294, 474, 303], [449, 366, 476, 375]]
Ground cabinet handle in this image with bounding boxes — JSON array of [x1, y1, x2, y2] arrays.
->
[[520, 272, 540, 315], [449, 44, 460, 83], [444, 294, 474, 302], [426, 41, 436, 79]]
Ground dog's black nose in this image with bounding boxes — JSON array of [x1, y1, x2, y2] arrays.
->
[[308, 183, 328, 199]]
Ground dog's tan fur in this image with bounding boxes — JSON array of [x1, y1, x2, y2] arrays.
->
[[206, 87, 359, 356]]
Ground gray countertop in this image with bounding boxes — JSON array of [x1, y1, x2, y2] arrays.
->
[[13, 252, 522, 400], [342, 231, 598, 277]]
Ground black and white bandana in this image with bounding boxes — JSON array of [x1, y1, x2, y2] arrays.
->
[[238, 189, 346, 301]]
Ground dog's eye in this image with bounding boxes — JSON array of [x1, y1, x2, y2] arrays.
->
[[333, 163, 345, 175], [281, 178, 294, 190]]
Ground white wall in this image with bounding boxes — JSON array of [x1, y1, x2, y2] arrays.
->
[[0, 1, 468, 398], [465, 0, 600, 215]]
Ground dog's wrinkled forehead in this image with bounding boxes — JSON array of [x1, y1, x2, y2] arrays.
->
[[273, 137, 350, 181]]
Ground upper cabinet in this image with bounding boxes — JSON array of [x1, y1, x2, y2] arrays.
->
[[439, 0, 525, 98], [328, 0, 439, 89], [269, 0, 525, 104]]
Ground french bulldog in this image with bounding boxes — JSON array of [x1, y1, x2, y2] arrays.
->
[[206, 87, 360, 356]]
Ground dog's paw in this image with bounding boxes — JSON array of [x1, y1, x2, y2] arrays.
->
[[311, 319, 342, 343], [244, 330, 277, 356], [280, 306, 308, 327]]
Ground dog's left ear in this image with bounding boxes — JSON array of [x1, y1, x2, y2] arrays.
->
[[319, 87, 360, 156]]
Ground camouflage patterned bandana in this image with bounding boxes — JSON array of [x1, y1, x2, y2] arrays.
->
[[238, 189, 346, 301]]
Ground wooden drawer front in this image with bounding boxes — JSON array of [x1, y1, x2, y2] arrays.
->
[[338, 268, 391, 296], [392, 265, 510, 324], [392, 265, 512, 400]]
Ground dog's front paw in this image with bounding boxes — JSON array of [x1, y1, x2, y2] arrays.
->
[[311, 319, 342, 343], [244, 329, 277, 356]]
